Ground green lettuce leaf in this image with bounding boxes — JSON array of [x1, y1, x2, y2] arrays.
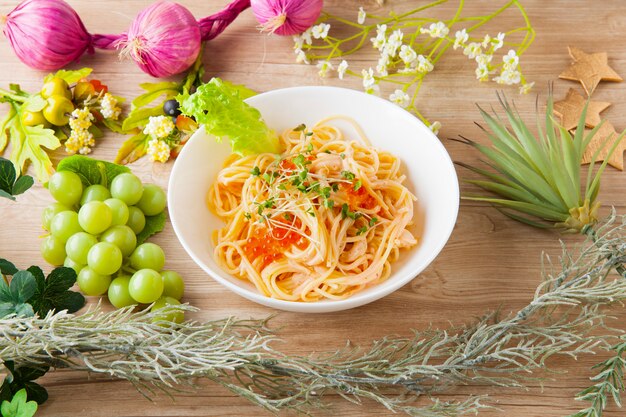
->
[[178, 78, 281, 156]]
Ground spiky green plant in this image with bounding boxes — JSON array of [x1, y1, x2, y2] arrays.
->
[[455, 93, 624, 232]]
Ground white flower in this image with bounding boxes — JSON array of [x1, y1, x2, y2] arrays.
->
[[481, 34, 491, 48], [357, 7, 366, 24], [316, 60, 334, 77], [420, 21, 449, 38], [475, 54, 492, 67], [362, 68, 376, 91], [337, 60, 348, 80], [493, 32, 505, 51], [143, 115, 175, 140], [295, 49, 309, 64], [100, 93, 121, 120], [475, 65, 489, 81], [429, 121, 441, 135], [463, 42, 482, 59], [293, 35, 303, 50], [376, 54, 389, 76], [382, 29, 403, 58], [301, 29, 312, 45], [494, 69, 521, 85], [370, 24, 387, 50], [389, 89, 410, 108], [453, 29, 468, 49], [65, 128, 94, 155], [147, 139, 171, 163], [416, 55, 434, 73], [311, 23, 330, 39], [399, 45, 418, 65], [519, 81, 535, 94], [503, 49, 519, 69]]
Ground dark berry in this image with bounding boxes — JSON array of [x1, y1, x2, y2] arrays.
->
[[163, 99, 180, 117]]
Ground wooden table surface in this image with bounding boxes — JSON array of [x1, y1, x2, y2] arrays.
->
[[2, 0, 626, 416]]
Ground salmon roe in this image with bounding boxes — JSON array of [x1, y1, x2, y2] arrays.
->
[[243, 219, 308, 268], [340, 182, 377, 210]]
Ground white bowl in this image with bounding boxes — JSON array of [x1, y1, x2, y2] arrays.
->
[[168, 86, 459, 313]]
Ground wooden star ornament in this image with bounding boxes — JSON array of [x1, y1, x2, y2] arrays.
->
[[580, 120, 626, 170], [559, 47, 622, 96], [553, 88, 611, 131]]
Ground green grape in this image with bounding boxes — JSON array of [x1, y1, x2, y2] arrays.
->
[[126, 206, 146, 234], [136, 184, 166, 216], [42, 203, 72, 231], [80, 184, 111, 205], [104, 198, 129, 226], [129, 243, 165, 271], [110, 173, 143, 205], [48, 171, 83, 206], [77, 267, 111, 296], [65, 232, 97, 264], [87, 242, 122, 276], [151, 296, 184, 324], [50, 211, 83, 242], [128, 269, 163, 303], [63, 257, 84, 274], [161, 270, 184, 300], [107, 275, 137, 308], [78, 201, 112, 235], [100, 225, 137, 257], [41, 236, 66, 266]]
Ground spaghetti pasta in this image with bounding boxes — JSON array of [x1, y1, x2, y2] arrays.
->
[[208, 121, 418, 302]]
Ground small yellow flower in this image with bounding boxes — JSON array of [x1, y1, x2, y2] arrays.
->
[[144, 115, 175, 140], [147, 139, 171, 163], [100, 93, 121, 120]]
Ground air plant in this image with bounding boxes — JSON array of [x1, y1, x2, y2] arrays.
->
[[455, 92, 624, 233]]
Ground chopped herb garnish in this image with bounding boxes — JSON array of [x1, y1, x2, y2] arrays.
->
[[291, 176, 302, 186], [353, 180, 362, 191], [307, 208, 316, 217], [369, 217, 378, 227], [331, 183, 339, 192], [298, 169, 308, 181], [341, 170, 355, 180], [283, 213, 292, 221], [244, 212, 251, 220], [323, 199, 335, 209], [292, 154, 307, 167], [262, 172, 274, 184], [278, 183, 287, 190], [321, 186, 331, 199], [293, 123, 306, 132], [305, 144, 314, 154], [251, 166, 261, 176], [340, 153, 345, 159], [297, 184, 307, 192], [324, 149, 332, 154], [305, 132, 314, 137], [341, 203, 361, 220], [356, 226, 368, 236], [309, 182, 320, 193]]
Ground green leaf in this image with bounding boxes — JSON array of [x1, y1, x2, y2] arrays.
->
[[0, 157, 33, 200], [114, 132, 150, 165], [9, 117, 61, 182], [132, 82, 179, 109], [1, 388, 38, 417], [178, 78, 282, 156], [28, 266, 85, 316], [44, 68, 92, 84], [0, 157, 16, 195], [11, 176, 33, 196], [21, 95, 46, 113], [100, 117, 125, 134], [121, 106, 164, 132], [9, 271, 36, 303], [136, 212, 166, 245], [0, 363, 49, 406], [0, 259, 18, 275], [56, 155, 130, 188]]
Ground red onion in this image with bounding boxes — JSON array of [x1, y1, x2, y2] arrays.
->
[[1, 0, 322, 77], [2, 0, 92, 71], [250, 0, 323, 35]]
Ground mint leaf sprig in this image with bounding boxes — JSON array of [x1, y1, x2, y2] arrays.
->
[[0, 157, 33, 201]]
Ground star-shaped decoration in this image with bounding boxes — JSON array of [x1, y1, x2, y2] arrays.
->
[[553, 88, 611, 131], [559, 47, 622, 96], [580, 120, 626, 170]]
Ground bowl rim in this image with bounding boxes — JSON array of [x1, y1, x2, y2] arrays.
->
[[168, 85, 459, 313]]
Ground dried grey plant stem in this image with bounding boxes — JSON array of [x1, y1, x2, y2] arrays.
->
[[2, 214, 626, 416]]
